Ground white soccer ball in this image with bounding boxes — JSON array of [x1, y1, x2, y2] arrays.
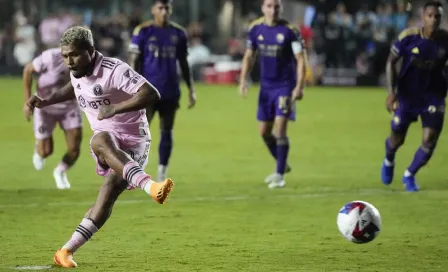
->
[[337, 200, 381, 244]]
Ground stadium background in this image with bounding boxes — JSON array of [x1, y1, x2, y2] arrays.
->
[[1, 0, 448, 271], [0, 0, 443, 85]]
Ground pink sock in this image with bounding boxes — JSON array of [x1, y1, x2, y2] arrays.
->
[[62, 218, 98, 253], [56, 162, 69, 172], [123, 161, 151, 190]]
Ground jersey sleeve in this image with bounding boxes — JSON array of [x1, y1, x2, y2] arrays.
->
[[391, 29, 412, 57], [110, 62, 149, 95], [129, 26, 146, 54], [176, 29, 188, 59], [246, 26, 258, 51], [288, 26, 304, 54], [32, 50, 51, 73]]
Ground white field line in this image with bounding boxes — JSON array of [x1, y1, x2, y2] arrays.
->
[[0, 188, 408, 209]]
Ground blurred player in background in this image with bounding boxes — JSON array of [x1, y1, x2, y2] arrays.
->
[[128, 0, 196, 181], [27, 26, 174, 268], [22, 47, 83, 189], [381, 1, 447, 191], [239, 0, 306, 188]]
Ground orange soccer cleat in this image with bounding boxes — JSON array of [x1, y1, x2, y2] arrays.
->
[[53, 248, 77, 268], [150, 178, 174, 204]]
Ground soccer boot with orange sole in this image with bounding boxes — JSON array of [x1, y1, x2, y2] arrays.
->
[[54, 248, 77, 268], [150, 178, 174, 204]]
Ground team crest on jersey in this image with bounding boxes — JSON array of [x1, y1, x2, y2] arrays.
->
[[258, 34, 264, 41], [276, 33, 285, 43], [149, 36, 157, 41], [393, 116, 400, 125], [428, 105, 437, 113], [93, 84, 103, 96], [171, 35, 178, 43]]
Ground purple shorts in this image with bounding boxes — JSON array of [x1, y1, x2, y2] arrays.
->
[[391, 97, 446, 132], [89, 130, 151, 189], [33, 107, 83, 140], [257, 87, 296, 122]]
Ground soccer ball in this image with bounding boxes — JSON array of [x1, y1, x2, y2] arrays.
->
[[337, 200, 381, 244]]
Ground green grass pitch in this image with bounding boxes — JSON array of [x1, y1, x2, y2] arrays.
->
[[0, 77, 448, 271]]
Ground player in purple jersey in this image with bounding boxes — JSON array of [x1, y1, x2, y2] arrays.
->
[[27, 26, 174, 268], [128, 0, 196, 182], [239, 0, 306, 188], [22, 48, 83, 189], [381, 1, 448, 191]]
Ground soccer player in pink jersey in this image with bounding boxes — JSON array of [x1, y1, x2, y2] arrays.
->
[[23, 47, 83, 189], [27, 26, 174, 268]]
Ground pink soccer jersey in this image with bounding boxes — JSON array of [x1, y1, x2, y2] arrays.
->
[[32, 47, 78, 114], [71, 52, 150, 135]]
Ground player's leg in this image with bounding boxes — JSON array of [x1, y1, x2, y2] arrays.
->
[[381, 103, 413, 184], [157, 100, 178, 181], [34, 138, 53, 169], [267, 116, 289, 189], [53, 108, 83, 188], [54, 172, 127, 268], [32, 108, 56, 171], [54, 127, 82, 189], [267, 94, 294, 189], [402, 108, 444, 191], [90, 131, 173, 203]]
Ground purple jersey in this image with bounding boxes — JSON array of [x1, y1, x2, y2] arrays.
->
[[247, 18, 303, 90], [71, 51, 150, 135], [392, 27, 448, 100], [129, 21, 188, 101], [32, 47, 77, 114]]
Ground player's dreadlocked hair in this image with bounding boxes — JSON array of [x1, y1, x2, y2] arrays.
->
[[60, 26, 94, 50], [423, 0, 443, 10]]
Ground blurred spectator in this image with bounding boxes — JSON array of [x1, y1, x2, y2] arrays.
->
[[299, 19, 313, 52], [13, 12, 36, 66], [188, 37, 211, 81], [330, 3, 354, 29], [394, 1, 409, 32], [323, 16, 343, 68]]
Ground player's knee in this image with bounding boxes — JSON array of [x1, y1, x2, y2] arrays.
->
[[37, 145, 53, 158], [68, 146, 81, 159], [91, 132, 116, 156], [390, 134, 405, 148], [422, 139, 437, 152]]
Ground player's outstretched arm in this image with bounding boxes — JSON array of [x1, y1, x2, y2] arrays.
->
[[239, 49, 255, 97], [26, 81, 75, 110], [98, 83, 160, 120], [22, 63, 36, 121], [385, 52, 400, 112]]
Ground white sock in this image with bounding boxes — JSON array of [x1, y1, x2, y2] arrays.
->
[[404, 169, 413, 177], [143, 181, 154, 194], [384, 159, 394, 166]]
